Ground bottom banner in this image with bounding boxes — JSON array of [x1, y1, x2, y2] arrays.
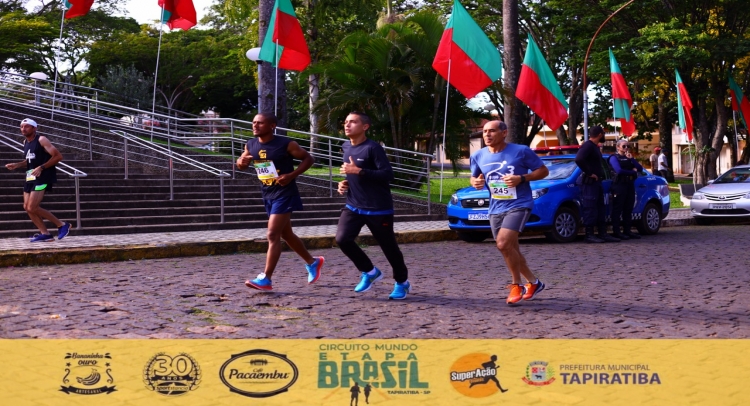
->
[[0, 339, 744, 405]]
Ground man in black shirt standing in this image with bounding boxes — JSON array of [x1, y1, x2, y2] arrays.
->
[[574, 126, 620, 243], [336, 112, 411, 300], [4, 118, 70, 242]]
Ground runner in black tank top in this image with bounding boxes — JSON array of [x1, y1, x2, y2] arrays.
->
[[235, 113, 325, 291], [4, 119, 71, 242]]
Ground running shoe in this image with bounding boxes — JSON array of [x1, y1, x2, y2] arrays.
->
[[30, 233, 54, 243], [354, 267, 383, 293], [522, 279, 546, 301], [506, 284, 525, 305], [388, 281, 411, 300], [306, 256, 324, 284], [245, 273, 272, 290], [57, 222, 71, 240]]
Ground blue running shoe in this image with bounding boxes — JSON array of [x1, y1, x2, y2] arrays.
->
[[245, 273, 272, 291], [30, 233, 54, 242], [57, 222, 71, 240], [306, 256, 324, 284], [389, 280, 411, 300], [354, 268, 383, 292]]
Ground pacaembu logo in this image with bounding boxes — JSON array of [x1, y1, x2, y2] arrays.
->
[[219, 349, 299, 398]]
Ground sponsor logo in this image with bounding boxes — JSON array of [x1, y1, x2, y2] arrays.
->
[[449, 353, 509, 398], [558, 363, 662, 385], [60, 352, 116, 395], [317, 343, 431, 398], [522, 361, 556, 386], [143, 353, 201, 396], [219, 349, 298, 398]]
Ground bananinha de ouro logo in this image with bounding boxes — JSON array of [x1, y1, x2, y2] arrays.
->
[[317, 343, 431, 400], [60, 352, 116, 395], [219, 349, 299, 398], [143, 352, 202, 396]]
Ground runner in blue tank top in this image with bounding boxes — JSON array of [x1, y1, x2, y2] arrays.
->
[[236, 113, 324, 291], [4, 118, 71, 242]]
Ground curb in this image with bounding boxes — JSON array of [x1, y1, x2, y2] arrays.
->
[[0, 230, 458, 268]]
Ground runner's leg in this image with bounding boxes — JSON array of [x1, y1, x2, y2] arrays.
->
[[264, 213, 292, 278]]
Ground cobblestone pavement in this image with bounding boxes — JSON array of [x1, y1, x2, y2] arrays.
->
[[1, 224, 747, 339]]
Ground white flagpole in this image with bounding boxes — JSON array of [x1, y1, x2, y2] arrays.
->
[[274, 41, 279, 118], [51, 8, 65, 119], [733, 110, 740, 162], [439, 59, 451, 202], [151, 7, 166, 142]]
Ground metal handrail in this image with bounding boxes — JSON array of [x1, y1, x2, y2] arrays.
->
[[0, 133, 88, 229], [110, 130, 231, 222], [1, 74, 435, 214]]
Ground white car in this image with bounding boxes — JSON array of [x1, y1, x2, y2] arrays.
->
[[691, 165, 750, 224]]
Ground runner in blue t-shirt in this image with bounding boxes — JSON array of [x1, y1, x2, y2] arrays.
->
[[469, 120, 549, 305]]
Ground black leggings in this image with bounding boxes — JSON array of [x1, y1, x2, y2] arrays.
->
[[335, 208, 408, 283]]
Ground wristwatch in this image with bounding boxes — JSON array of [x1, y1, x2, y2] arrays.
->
[[520, 175, 526, 184]]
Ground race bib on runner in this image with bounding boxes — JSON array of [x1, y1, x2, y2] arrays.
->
[[489, 180, 517, 200], [26, 169, 36, 182], [254, 161, 278, 181]]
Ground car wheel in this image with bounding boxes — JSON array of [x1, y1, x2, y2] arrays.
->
[[544, 207, 579, 243], [694, 217, 714, 225], [636, 202, 661, 235], [456, 232, 491, 243]]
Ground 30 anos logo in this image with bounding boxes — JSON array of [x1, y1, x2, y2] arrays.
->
[[219, 349, 298, 398], [60, 352, 116, 395], [143, 353, 202, 396]]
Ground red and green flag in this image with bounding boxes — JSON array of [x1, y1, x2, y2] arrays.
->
[[729, 75, 750, 130], [675, 69, 694, 141], [609, 49, 635, 136], [516, 34, 568, 131], [259, 0, 311, 72], [158, 0, 197, 31], [432, 0, 502, 99], [64, 0, 95, 19]]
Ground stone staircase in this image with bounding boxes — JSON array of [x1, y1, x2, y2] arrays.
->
[[0, 146, 442, 239]]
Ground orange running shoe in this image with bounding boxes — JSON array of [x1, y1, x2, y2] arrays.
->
[[506, 284, 525, 305], [522, 279, 546, 301]]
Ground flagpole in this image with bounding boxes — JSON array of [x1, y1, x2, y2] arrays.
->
[[733, 110, 740, 164], [439, 59, 452, 203], [274, 41, 279, 118], [51, 8, 65, 120], [152, 7, 166, 142]]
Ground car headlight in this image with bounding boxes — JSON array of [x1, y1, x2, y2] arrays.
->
[[450, 194, 458, 205], [692, 192, 705, 200], [532, 188, 549, 199]]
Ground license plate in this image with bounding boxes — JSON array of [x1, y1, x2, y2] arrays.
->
[[709, 203, 734, 209], [468, 212, 489, 220]]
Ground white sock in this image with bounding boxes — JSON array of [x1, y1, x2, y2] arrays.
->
[[367, 268, 379, 276]]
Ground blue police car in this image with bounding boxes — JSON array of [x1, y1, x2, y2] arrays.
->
[[447, 154, 670, 243]]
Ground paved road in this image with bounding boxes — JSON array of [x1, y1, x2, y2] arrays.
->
[[1, 225, 747, 339]]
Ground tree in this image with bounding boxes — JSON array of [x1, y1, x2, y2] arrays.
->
[[96, 65, 154, 109]]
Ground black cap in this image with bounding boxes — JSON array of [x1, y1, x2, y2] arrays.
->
[[589, 125, 604, 138]]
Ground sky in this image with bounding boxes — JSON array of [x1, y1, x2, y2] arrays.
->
[[25, 0, 216, 25]]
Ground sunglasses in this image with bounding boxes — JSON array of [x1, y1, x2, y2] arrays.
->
[[619, 145, 630, 149]]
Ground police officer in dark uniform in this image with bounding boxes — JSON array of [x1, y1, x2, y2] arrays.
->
[[575, 126, 620, 243], [608, 139, 643, 240]]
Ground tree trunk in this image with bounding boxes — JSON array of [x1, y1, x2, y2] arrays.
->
[[708, 92, 728, 179], [693, 97, 711, 185], [567, 65, 583, 145], [503, 0, 525, 144], [259, 0, 286, 127]]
